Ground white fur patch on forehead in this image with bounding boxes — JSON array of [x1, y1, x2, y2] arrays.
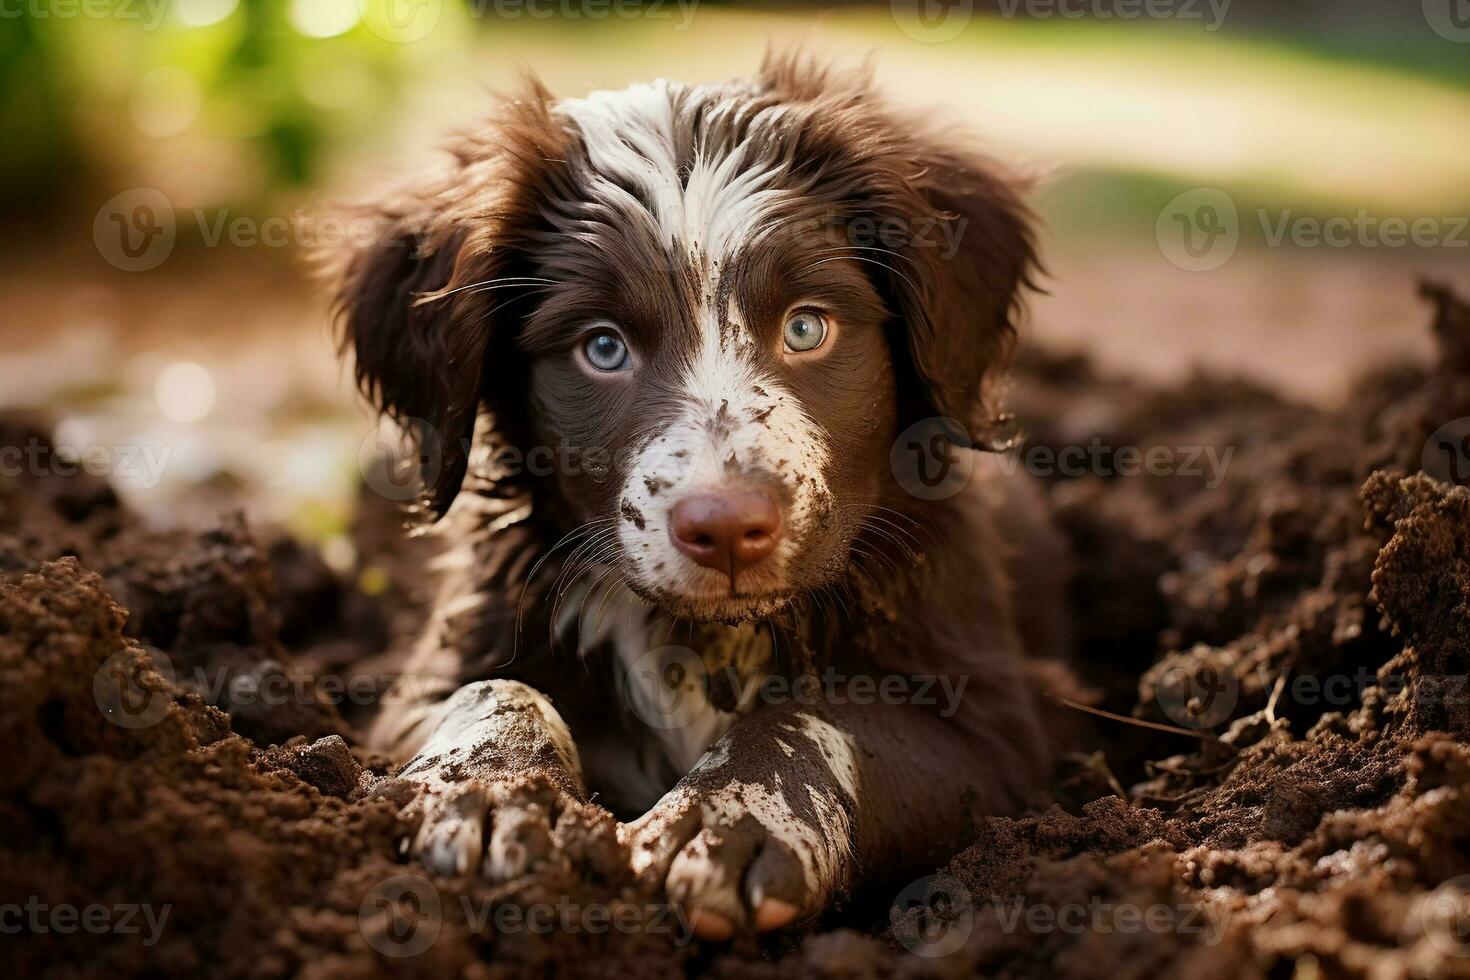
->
[[555, 82, 684, 242], [555, 80, 803, 264]]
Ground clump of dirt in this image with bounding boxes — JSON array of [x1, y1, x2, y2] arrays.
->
[[0, 442, 686, 978], [859, 282, 1470, 978], [3, 285, 1470, 978]]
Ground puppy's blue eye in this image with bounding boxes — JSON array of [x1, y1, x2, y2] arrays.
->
[[583, 330, 629, 372], [783, 311, 827, 353]]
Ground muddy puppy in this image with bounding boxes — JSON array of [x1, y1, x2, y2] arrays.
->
[[339, 54, 1074, 940]]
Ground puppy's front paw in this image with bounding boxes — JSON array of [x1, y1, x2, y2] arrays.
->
[[620, 730, 858, 940], [373, 678, 591, 880], [383, 772, 583, 881]]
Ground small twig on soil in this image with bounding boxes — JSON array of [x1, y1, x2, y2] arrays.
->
[[1265, 671, 1289, 726], [1075, 750, 1129, 801], [1051, 695, 1218, 740], [1148, 755, 1240, 778]]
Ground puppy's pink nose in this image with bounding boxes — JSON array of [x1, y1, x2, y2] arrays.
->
[[669, 491, 782, 575]]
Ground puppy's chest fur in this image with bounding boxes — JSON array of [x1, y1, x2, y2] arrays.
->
[[431, 479, 904, 816], [558, 576, 780, 814]]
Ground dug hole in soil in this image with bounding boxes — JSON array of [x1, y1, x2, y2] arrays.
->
[[4, 284, 1470, 979]]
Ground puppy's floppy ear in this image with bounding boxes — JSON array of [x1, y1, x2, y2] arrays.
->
[[885, 140, 1039, 440], [762, 51, 1041, 438], [332, 83, 561, 520], [335, 197, 479, 520]]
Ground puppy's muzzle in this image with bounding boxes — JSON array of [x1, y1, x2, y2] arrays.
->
[[668, 490, 782, 582]]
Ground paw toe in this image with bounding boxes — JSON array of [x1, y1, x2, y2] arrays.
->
[[623, 798, 703, 882], [666, 826, 759, 938], [484, 801, 553, 881], [411, 786, 488, 877], [745, 840, 813, 929]]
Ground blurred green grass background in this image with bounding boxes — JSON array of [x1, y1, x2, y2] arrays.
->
[[6, 1, 1469, 240], [1, 0, 1467, 540]]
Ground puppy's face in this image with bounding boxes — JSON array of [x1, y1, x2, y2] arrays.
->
[[519, 92, 897, 619], [338, 59, 1036, 623]]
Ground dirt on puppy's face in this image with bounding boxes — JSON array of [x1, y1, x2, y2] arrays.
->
[[519, 173, 900, 623], [335, 57, 1038, 623]]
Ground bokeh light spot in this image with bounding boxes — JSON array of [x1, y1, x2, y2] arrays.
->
[[174, 0, 239, 28], [289, 0, 361, 38], [130, 67, 202, 139], [155, 362, 217, 424]]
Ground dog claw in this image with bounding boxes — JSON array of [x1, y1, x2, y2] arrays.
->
[[754, 898, 799, 932], [412, 806, 484, 877], [393, 777, 569, 883], [689, 910, 735, 941], [484, 802, 553, 880]]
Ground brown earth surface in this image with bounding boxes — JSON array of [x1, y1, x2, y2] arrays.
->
[[4, 285, 1470, 979]]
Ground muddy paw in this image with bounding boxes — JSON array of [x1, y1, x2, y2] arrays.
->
[[385, 774, 580, 881], [371, 678, 590, 880], [620, 778, 854, 940]]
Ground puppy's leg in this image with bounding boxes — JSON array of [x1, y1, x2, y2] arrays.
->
[[379, 679, 588, 880], [623, 690, 1046, 939]]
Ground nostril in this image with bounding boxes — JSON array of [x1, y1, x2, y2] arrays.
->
[[668, 490, 783, 574]]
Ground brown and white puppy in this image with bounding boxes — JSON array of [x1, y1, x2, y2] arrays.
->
[[339, 54, 1072, 940]]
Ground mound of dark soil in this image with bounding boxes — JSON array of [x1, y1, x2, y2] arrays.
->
[[3, 285, 1469, 979]]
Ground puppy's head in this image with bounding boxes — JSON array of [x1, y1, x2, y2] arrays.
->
[[337, 55, 1037, 623]]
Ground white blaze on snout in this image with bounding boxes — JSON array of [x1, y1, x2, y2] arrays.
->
[[618, 301, 832, 600]]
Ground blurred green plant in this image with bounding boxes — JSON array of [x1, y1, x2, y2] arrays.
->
[[1, 1, 1466, 231], [0, 13, 83, 210], [0, 0, 475, 219]]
